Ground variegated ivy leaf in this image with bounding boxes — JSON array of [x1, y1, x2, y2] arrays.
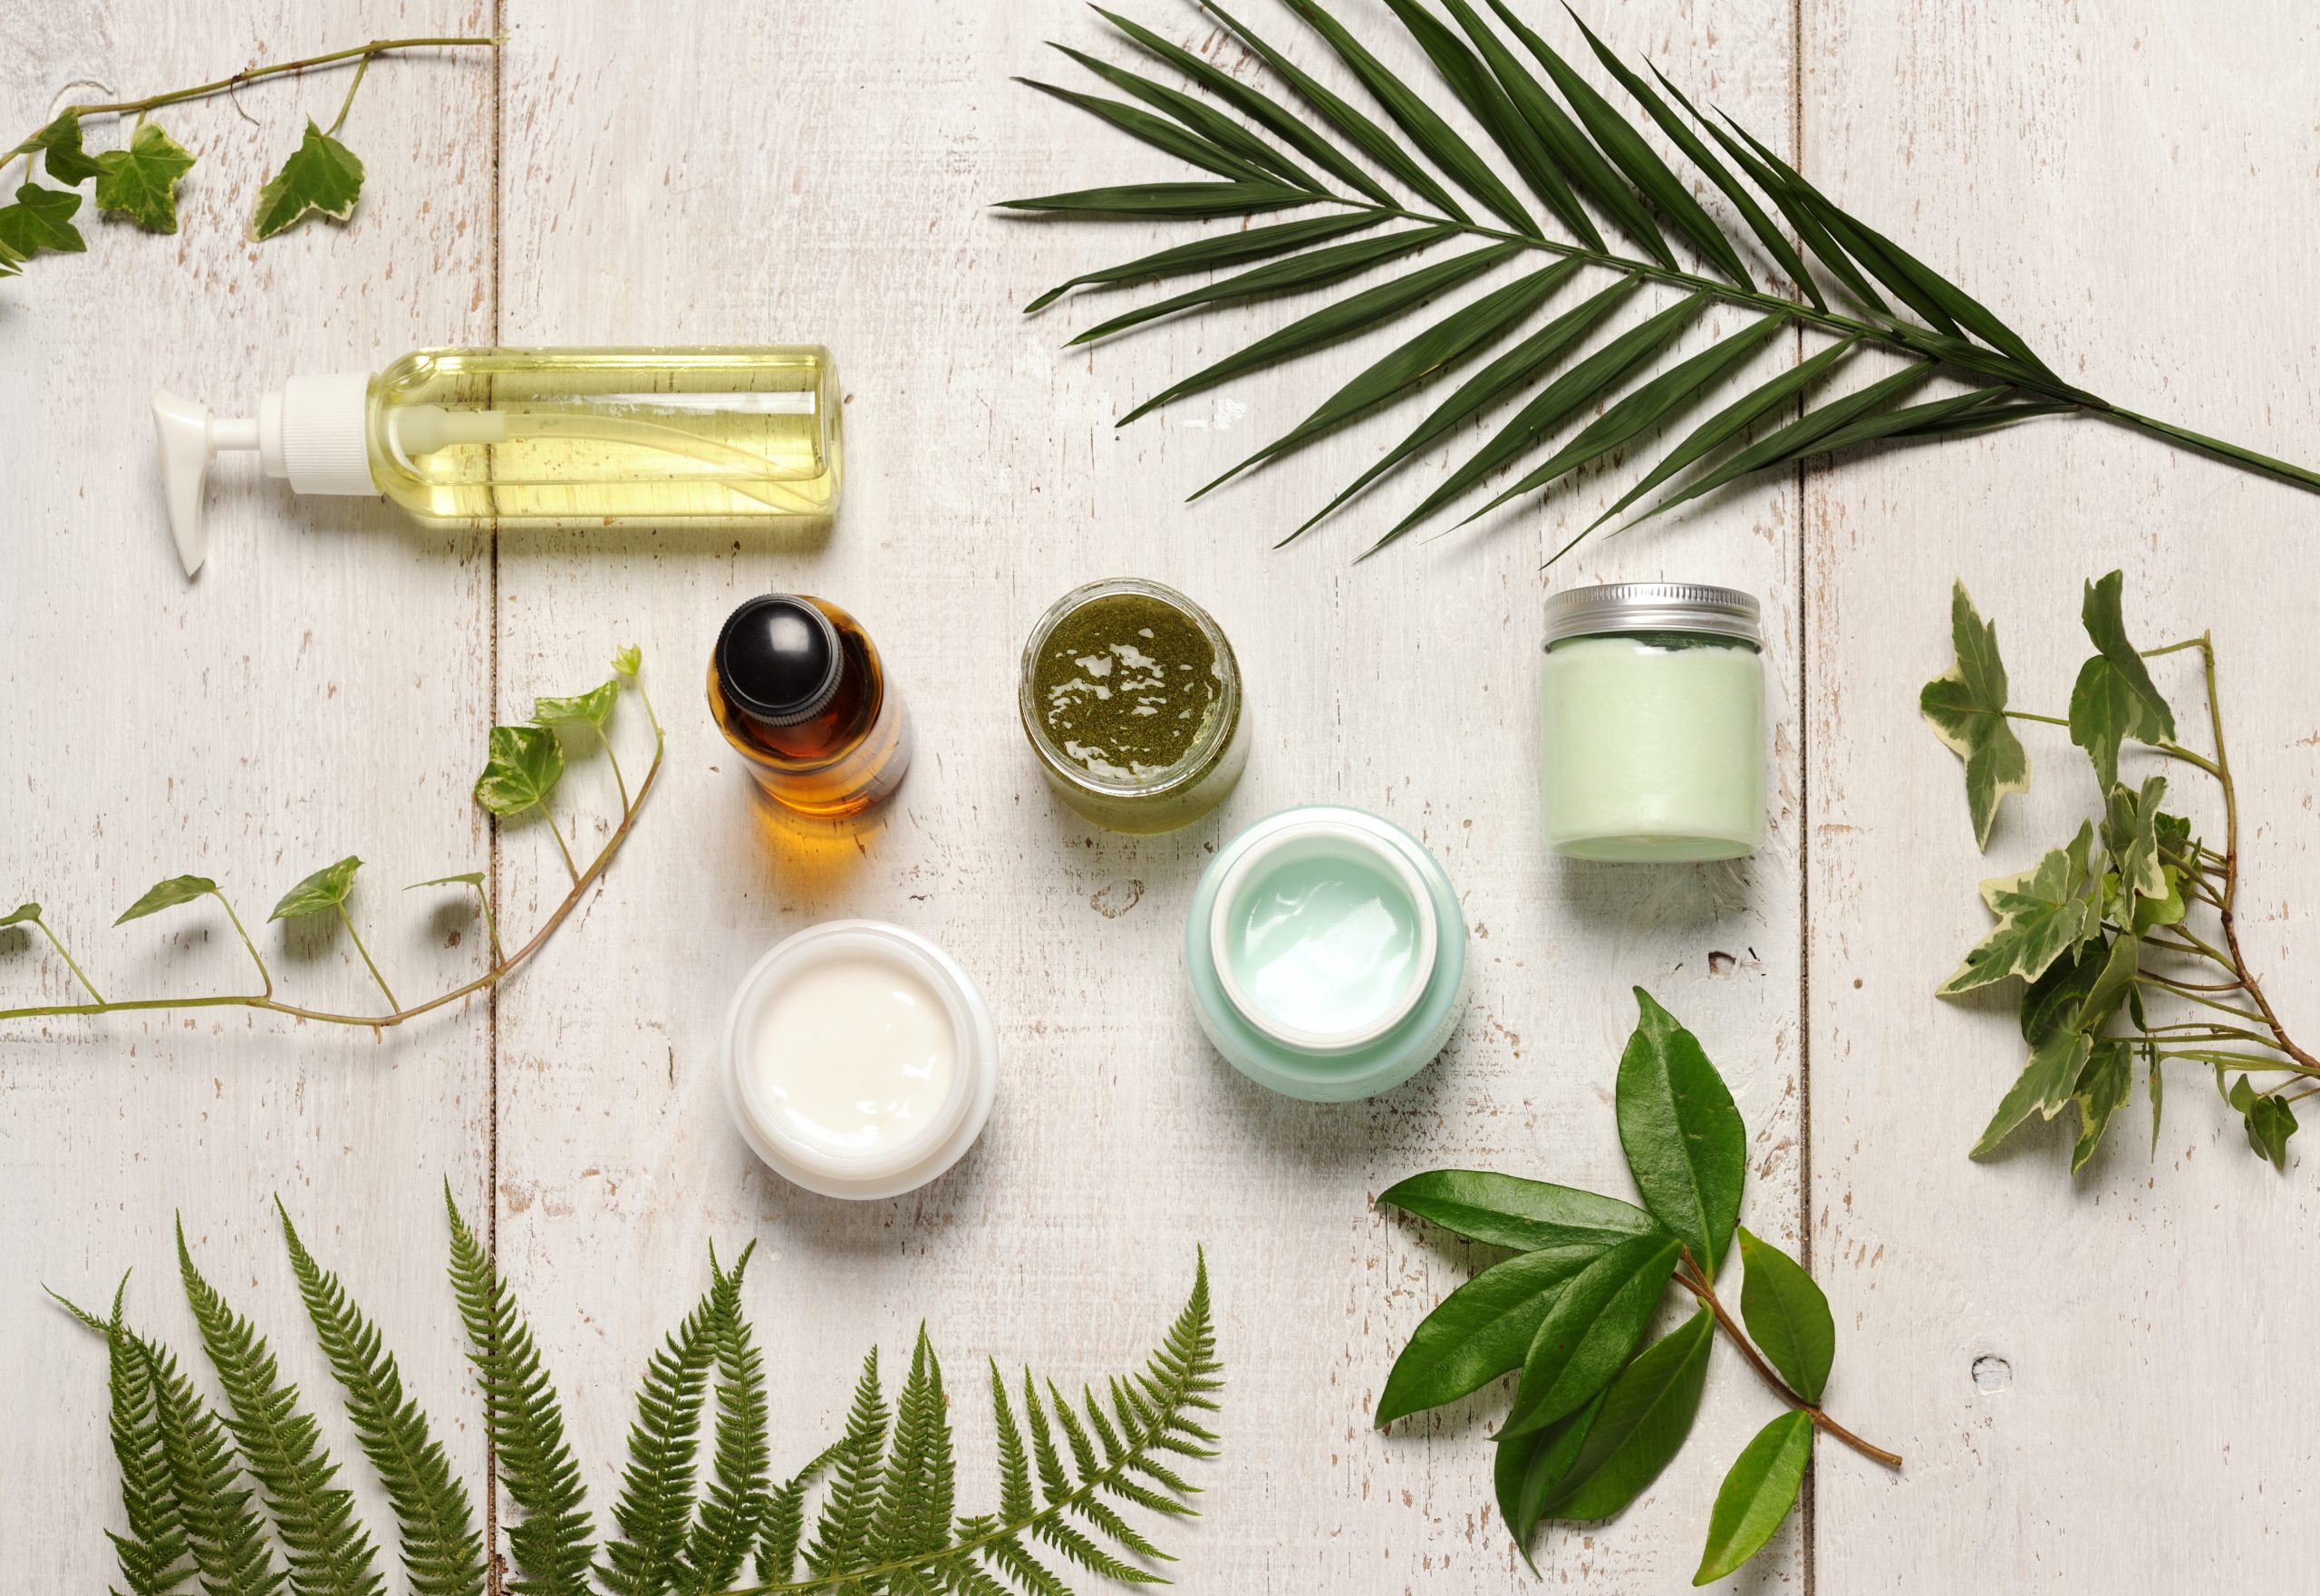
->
[[270, 856, 363, 921], [2074, 932, 2141, 1034], [93, 122, 195, 233], [2131, 866, 2186, 933], [472, 725, 565, 818], [2070, 1040, 2135, 1174], [2067, 570, 2176, 793], [115, 875, 218, 924], [1920, 580, 2028, 849], [1971, 1029, 2092, 1157], [532, 680, 620, 731], [249, 121, 365, 240], [1939, 822, 2100, 995], [2102, 775, 2170, 902]]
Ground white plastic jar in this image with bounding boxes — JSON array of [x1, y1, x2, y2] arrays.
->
[[721, 921, 998, 1198], [1538, 583, 1766, 863]]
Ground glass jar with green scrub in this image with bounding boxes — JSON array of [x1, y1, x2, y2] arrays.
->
[[1539, 583, 1765, 862], [1019, 578, 1246, 834]]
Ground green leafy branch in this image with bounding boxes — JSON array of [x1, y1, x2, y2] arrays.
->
[[1000, 1, 2317, 560], [53, 1194, 1221, 1596], [0, 645, 661, 1032], [1, 34, 498, 276], [1376, 990, 1896, 1585], [1924, 574, 2311, 1171]]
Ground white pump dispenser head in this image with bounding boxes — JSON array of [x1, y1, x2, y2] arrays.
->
[[152, 372, 376, 576]]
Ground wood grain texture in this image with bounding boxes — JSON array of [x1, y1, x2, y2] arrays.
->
[[4, 0, 2314, 1590]]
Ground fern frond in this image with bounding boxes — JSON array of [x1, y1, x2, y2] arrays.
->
[[1006, 2, 2320, 555], [277, 1203, 485, 1596], [989, 1363, 1034, 1523], [140, 1330, 287, 1596], [866, 1329, 956, 1565], [177, 1219, 382, 1596], [753, 1446, 836, 1586], [803, 1349, 889, 1576], [599, 1255, 719, 1596], [683, 1243, 769, 1594], [442, 1186, 594, 1596], [92, 1278, 194, 1596]]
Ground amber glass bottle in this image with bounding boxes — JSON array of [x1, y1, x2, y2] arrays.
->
[[709, 594, 911, 817]]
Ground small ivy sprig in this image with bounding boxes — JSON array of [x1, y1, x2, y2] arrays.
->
[[1376, 991, 1897, 1585], [0, 644, 661, 1032], [1923, 574, 2309, 1170], [1, 34, 497, 277]]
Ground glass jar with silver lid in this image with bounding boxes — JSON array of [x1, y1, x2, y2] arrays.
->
[[1538, 582, 1765, 862]]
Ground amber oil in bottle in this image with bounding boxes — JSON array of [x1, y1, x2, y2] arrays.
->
[[710, 595, 911, 817]]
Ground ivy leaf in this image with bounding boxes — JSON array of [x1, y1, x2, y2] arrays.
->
[[1539, 1307, 1714, 1521], [2067, 571, 2176, 792], [115, 875, 219, 924], [2070, 1040, 2134, 1175], [473, 725, 566, 818], [1971, 1030, 2093, 1158], [1734, 1229, 1833, 1405], [21, 111, 108, 185], [1501, 1231, 1681, 1438], [1494, 1390, 1603, 1575], [1938, 822, 2101, 994], [270, 856, 363, 921], [532, 681, 621, 731], [93, 122, 196, 233], [1375, 1244, 1604, 1425], [2102, 776, 2170, 902], [249, 120, 365, 240], [2132, 866, 2186, 933], [1613, 989, 1745, 1280], [1692, 1410, 1813, 1585], [1919, 581, 2028, 849], [2018, 941, 2107, 1046], [1375, 1170, 1657, 1253], [1, 902, 41, 927], [0, 183, 86, 256], [612, 644, 643, 679], [2074, 933, 2141, 1034], [408, 871, 486, 891], [2229, 1077, 2299, 1170]]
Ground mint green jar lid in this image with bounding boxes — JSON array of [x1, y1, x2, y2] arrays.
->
[[1185, 806, 1469, 1101]]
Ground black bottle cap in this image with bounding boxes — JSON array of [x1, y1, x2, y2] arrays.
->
[[716, 595, 843, 727]]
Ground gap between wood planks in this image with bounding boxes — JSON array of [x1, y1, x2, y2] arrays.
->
[[1791, 0, 1816, 1588], [485, 0, 507, 1576]]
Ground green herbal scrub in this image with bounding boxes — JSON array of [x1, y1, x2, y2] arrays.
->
[[1020, 578, 1245, 833]]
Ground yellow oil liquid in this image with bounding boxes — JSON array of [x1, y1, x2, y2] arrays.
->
[[363, 345, 842, 520]]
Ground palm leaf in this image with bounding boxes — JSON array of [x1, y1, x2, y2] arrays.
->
[[1008, 0, 2320, 556], [1015, 77, 1274, 184], [1069, 222, 1456, 343]]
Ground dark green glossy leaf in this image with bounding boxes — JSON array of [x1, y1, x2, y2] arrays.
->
[[1017, 76, 1272, 183], [1734, 1229, 1832, 1405], [2230, 1076, 2298, 1169], [1502, 1231, 1681, 1437], [1292, 274, 1641, 541], [0, 183, 85, 256], [1284, 0, 1537, 237], [1541, 1307, 1714, 1519], [1971, 1030, 2092, 1158], [21, 111, 108, 185], [1374, 291, 1710, 549], [1635, 361, 1938, 525], [1196, 258, 1582, 498], [1092, 6, 1395, 203], [270, 856, 363, 922], [1025, 212, 1383, 313], [2076, 931, 2141, 1037], [1381, 0, 1594, 245], [1564, 11, 1820, 306], [2019, 941, 2106, 1046], [532, 680, 621, 730], [1941, 821, 2101, 995], [994, 179, 1318, 218], [1069, 224, 1454, 344], [1613, 988, 1745, 1280], [1119, 241, 1522, 424], [1375, 1244, 1606, 1424], [1204, 0, 1473, 222], [1920, 580, 2029, 850], [2071, 1039, 2133, 1175], [1579, 335, 1859, 543], [92, 122, 196, 233], [1045, 44, 1317, 189], [1493, 8, 1752, 286], [116, 875, 219, 925], [1377, 1168, 1658, 1253], [473, 724, 566, 818], [1693, 1410, 1812, 1584], [2067, 571, 2177, 792], [1495, 1391, 1603, 1574], [1461, 313, 1789, 525]]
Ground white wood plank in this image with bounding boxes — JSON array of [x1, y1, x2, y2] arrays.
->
[[1802, 0, 2320, 1585], [0, 5, 498, 1584]]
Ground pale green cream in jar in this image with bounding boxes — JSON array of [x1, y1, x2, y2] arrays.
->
[[1539, 583, 1765, 863]]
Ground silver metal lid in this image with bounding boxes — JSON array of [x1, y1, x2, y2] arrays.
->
[[1542, 582, 1762, 647]]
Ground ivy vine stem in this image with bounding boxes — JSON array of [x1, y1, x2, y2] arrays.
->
[[1673, 1254, 1901, 1469]]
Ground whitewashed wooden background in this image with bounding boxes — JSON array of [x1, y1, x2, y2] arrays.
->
[[4, 0, 2315, 1589]]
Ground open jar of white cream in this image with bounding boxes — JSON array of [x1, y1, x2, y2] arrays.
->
[[721, 921, 998, 1199], [1539, 583, 1766, 863]]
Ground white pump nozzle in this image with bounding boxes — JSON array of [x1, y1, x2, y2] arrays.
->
[[152, 372, 376, 576]]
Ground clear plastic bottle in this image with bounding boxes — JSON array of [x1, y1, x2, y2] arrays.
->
[[152, 344, 841, 574]]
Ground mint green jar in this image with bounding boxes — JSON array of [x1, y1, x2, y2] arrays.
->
[[1185, 807, 1469, 1100]]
